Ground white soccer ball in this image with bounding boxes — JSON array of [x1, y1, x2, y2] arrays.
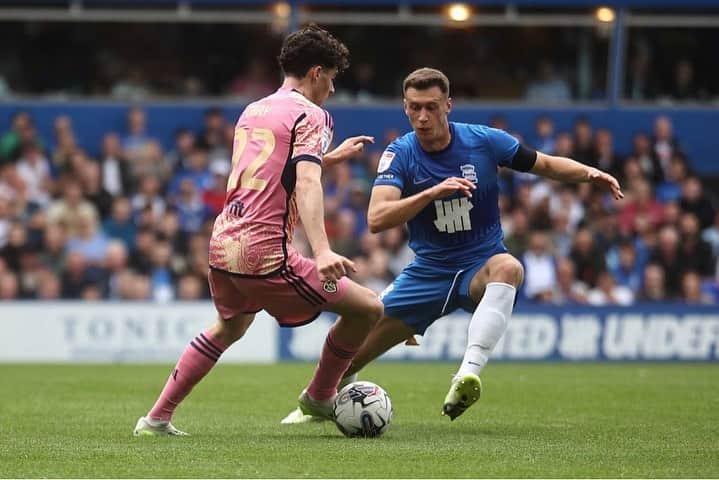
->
[[333, 381, 393, 438]]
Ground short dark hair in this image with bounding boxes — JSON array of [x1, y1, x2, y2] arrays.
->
[[403, 68, 450, 96], [278, 24, 350, 78]]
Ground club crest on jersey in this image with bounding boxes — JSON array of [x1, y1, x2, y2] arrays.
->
[[460, 164, 478, 183], [377, 151, 395, 173], [323, 280, 338, 294]]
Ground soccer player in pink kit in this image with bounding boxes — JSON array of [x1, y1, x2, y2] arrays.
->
[[134, 25, 382, 436]]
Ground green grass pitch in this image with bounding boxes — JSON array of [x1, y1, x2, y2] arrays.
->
[[1, 363, 717, 478]]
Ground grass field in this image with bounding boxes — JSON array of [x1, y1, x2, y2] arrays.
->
[[1, 363, 718, 478]]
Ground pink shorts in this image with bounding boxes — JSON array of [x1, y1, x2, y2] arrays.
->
[[208, 251, 348, 327]]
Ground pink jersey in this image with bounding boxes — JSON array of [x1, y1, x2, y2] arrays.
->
[[209, 87, 333, 276]]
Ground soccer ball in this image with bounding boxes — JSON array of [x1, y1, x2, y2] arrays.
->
[[333, 381, 392, 438]]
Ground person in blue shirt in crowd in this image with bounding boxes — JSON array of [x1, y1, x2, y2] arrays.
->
[[283, 68, 623, 423]]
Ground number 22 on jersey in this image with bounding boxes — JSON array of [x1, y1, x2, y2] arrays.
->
[[226, 127, 276, 192]]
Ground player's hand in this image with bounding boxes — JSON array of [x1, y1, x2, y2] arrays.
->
[[588, 168, 624, 200], [428, 177, 476, 200], [325, 136, 375, 164], [315, 249, 357, 282]]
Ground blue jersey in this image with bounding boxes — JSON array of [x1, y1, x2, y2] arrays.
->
[[373, 122, 520, 267]]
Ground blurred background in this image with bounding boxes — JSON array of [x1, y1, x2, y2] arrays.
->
[[1, 0, 718, 363]]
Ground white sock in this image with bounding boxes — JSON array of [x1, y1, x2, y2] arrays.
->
[[455, 282, 516, 380]]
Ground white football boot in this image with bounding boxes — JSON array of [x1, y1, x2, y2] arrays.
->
[[133, 416, 189, 436], [281, 374, 357, 424]]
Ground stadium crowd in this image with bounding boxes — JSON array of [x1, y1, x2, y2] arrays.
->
[[0, 108, 717, 305]]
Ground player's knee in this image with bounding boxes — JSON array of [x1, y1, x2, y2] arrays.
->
[[364, 294, 384, 326], [493, 257, 524, 287]]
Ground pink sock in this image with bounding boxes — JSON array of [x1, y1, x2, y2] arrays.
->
[[148, 330, 227, 421], [307, 328, 359, 401]]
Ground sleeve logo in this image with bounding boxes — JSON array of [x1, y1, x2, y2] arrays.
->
[[377, 151, 395, 173]]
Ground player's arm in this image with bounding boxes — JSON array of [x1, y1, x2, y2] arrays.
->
[[323, 136, 375, 167], [530, 151, 624, 200], [367, 178, 475, 233], [295, 161, 355, 281]]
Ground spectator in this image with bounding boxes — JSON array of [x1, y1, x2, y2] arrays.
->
[[680, 271, 714, 305], [177, 274, 204, 300], [36, 269, 62, 300], [102, 240, 129, 299], [652, 115, 681, 179], [649, 226, 683, 297], [1, 111, 43, 162], [40, 224, 67, 273], [99, 133, 130, 196], [669, 59, 700, 101], [227, 59, 275, 99], [524, 61, 571, 103], [131, 175, 166, 222], [46, 178, 99, 238], [175, 179, 210, 236], [16, 142, 52, 208], [66, 211, 109, 265], [149, 241, 175, 302], [165, 128, 196, 172], [0, 271, 19, 300], [80, 160, 113, 218], [592, 129, 623, 179], [202, 161, 230, 216], [168, 147, 213, 197], [587, 271, 634, 306], [111, 69, 151, 101], [122, 106, 155, 162], [197, 108, 229, 163], [570, 227, 606, 287], [522, 231, 556, 301], [572, 117, 595, 167], [0, 197, 11, 248], [678, 212, 715, 279], [619, 179, 663, 236], [679, 176, 715, 229], [102, 196, 136, 250], [655, 155, 689, 204], [631, 132, 663, 183], [702, 210, 719, 260], [550, 257, 588, 305], [0, 223, 29, 272], [609, 240, 644, 291], [533, 116, 555, 154], [638, 263, 667, 302], [504, 209, 530, 258]]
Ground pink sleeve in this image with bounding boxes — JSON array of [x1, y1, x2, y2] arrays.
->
[[292, 109, 330, 161]]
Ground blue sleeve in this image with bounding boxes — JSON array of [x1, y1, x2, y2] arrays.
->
[[487, 127, 520, 168], [373, 145, 406, 191]]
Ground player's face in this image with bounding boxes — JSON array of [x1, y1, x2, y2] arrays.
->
[[403, 86, 451, 141], [310, 66, 338, 105]]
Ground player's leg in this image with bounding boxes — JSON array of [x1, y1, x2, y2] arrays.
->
[[134, 312, 255, 436], [343, 314, 415, 378], [135, 269, 259, 436], [442, 253, 523, 420], [282, 313, 413, 424], [298, 279, 383, 418]]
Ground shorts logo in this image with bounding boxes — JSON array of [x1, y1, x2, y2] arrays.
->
[[377, 151, 395, 173], [323, 280, 338, 294], [460, 164, 477, 183]]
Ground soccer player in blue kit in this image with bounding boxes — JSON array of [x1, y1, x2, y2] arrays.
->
[[283, 68, 623, 423]]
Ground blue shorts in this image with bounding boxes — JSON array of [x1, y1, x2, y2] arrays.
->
[[380, 246, 507, 335]]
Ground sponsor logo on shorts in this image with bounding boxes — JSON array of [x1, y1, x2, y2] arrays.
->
[[323, 280, 338, 294]]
